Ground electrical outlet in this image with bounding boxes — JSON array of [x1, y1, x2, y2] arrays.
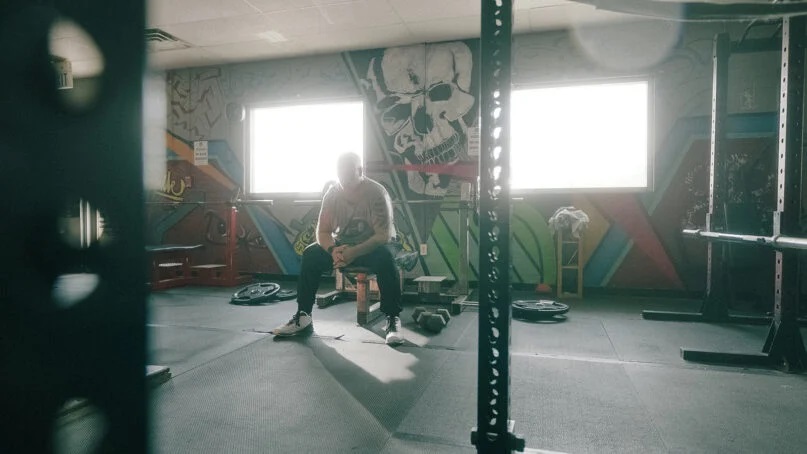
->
[[419, 243, 428, 256]]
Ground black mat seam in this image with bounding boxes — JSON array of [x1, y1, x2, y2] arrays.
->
[[510, 352, 801, 377], [600, 311, 668, 450], [148, 323, 269, 335], [391, 431, 473, 449], [601, 319, 622, 361], [161, 335, 269, 380], [615, 350, 671, 452], [311, 334, 456, 448], [397, 343, 798, 378]]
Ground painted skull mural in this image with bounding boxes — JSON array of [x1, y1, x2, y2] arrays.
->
[[362, 42, 477, 197]]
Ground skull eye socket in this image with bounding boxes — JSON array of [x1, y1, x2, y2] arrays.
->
[[428, 83, 453, 102], [381, 103, 411, 135], [377, 95, 402, 111]]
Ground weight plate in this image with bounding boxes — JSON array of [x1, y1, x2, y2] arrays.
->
[[511, 299, 569, 320], [230, 282, 281, 305]]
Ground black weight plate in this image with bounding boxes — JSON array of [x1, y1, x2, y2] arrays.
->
[[230, 282, 281, 305], [274, 289, 297, 301], [511, 299, 569, 320]]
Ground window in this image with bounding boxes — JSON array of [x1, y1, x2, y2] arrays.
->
[[248, 101, 364, 195], [511, 80, 650, 191]]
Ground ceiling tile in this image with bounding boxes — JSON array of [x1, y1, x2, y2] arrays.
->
[[296, 23, 413, 52], [246, 0, 296, 12], [514, 0, 568, 10], [148, 47, 219, 70], [281, 0, 362, 7], [318, 1, 402, 30], [149, 0, 263, 26], [137, 0, 633, 75], [160, 14, 278, 47], [405, 16, 479, 43], [388, 0, 479, 21], [201, 39, 311, 62], [259, 0, 401, 38], [528, 3, 630, 31]]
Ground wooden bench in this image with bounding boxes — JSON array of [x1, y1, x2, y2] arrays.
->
[[316, 266, 405, 325], [146, 244, 203, 290]]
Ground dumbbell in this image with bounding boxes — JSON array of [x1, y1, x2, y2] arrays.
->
[[412, 307, 450, 333], [424, 312, 448, 333], [412, 307, 427, 323], [435, 308, 451, 322], [413, 307, 451, 323]]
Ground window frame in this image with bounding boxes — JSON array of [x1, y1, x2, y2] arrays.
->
[[244, 97, 366, 201], [509, 76, 655, 195]]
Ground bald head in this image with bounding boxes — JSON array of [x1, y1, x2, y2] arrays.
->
[[336, 152, 363, 190]]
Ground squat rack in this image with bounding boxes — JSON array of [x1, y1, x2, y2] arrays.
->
[[644, 18, 807, 372]]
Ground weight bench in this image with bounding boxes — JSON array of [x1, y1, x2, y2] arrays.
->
[[316, 266, 402, 325], [146, 244, 203, 290], [316, 249, 417, 325]]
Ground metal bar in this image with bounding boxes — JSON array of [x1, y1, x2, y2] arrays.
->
[[474, 0, 524, 452], [682, 229, 807, 250], [291, 198, 464, 206], [457, 201, 469, 295], [226, 205, 238, 281]]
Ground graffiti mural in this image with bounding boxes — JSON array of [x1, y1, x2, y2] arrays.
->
[[156, 170, 192, 202], [353, 41, 479, 198]]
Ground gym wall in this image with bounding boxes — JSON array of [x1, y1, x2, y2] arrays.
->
[[151, 20, 780, 294]]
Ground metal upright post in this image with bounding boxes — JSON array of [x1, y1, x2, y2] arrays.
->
[[763, 15, 807, 372], [458, 200, 469, 296], [472, 0, 525, 452], [643, 33, 769, 326], [0, 1, 148, 452], [702, 32, 731, 321]]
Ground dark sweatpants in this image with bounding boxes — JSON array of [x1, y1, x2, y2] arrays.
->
[[296, 243, 402, 316]]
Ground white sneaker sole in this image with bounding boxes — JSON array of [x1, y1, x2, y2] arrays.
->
[[272, 325, 313, 337], [385, 335, 404, 346]]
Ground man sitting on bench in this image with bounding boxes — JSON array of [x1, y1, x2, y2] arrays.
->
[[271, 151, 404, 345]]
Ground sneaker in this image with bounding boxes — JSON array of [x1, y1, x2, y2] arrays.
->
[[271, 311, 312, 336], [384, 315, 404, 346]]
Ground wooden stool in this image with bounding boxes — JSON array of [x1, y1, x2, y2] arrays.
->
[[316, 265, 405, 325], [341, 266, 379, 325]]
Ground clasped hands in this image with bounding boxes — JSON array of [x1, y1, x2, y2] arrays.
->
[[330, 244, 356, 269]]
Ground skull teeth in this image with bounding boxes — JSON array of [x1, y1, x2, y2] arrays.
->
[[421, 132, 460, 166]]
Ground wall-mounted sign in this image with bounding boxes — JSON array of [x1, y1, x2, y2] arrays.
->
[[194, 140, 208, 166]]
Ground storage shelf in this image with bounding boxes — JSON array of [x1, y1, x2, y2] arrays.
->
[[556, 231, 583, 298]]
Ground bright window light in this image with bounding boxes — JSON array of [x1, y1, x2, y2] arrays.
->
[[249, 101, 364, 194], [511, 81, 649, 191]]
